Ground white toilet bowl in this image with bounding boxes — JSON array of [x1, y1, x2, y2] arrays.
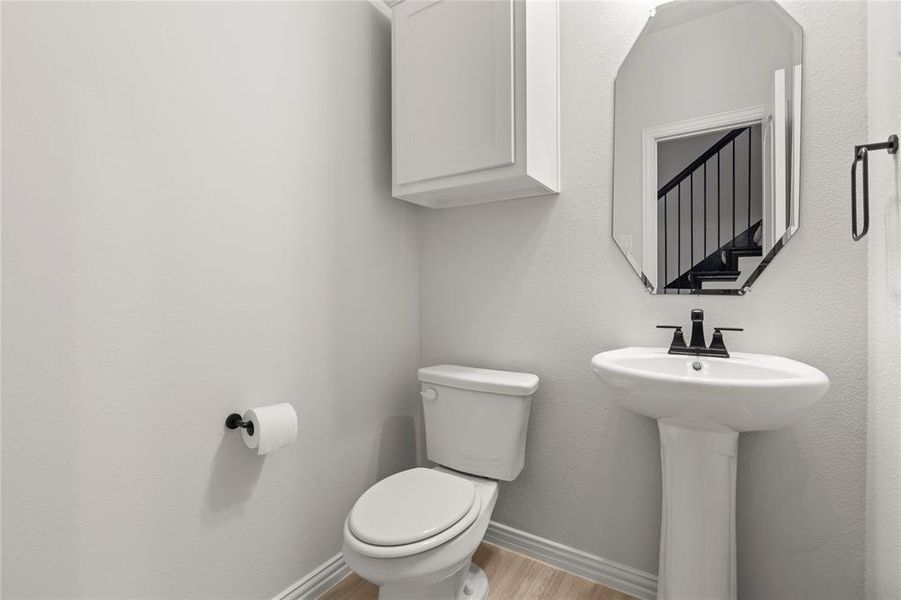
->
[[342, 365, 538, 599], [342, 467, 498, 600]]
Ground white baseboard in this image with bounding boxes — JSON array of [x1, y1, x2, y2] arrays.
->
[[274, 552, 350, 600], [275, 522, 657, 600], [484, 521, 658, 600]]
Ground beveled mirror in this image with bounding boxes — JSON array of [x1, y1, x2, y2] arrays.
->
[[613, 0, 802, 295]]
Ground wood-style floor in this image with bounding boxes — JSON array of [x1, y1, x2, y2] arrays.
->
[[321, 542, 637, 600]]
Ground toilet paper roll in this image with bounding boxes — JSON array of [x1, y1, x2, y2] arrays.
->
[[241, 403, 298, 455]]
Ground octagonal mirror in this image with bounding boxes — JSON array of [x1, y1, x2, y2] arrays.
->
[[612, 0, 802, 295]]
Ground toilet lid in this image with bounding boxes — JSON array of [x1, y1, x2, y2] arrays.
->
[[348, 468, 476, 546]]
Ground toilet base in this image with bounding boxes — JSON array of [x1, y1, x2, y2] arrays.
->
[[461, 563, 488, 600], [378, 562, 488, 600]]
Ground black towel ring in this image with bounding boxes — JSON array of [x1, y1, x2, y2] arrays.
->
[[852, 134, 898, 241]]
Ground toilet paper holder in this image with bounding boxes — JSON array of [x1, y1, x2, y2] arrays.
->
[[225, 413, 254, 436]]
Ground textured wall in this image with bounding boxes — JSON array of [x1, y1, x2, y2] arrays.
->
[[865, 2, 901, 597], [420, 2, 867, 597], [1, 3, 420, 598]]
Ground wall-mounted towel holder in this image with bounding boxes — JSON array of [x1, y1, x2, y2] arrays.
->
[[852, 134, 898, 241], [225, 413, 254, 436]]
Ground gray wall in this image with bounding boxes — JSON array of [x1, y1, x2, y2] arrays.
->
[[865, 2, 901, 597], [421, 2, 867, 598], [0, 2, 874, 599], [1, 2, 420, 598], [657, 131, 724, 186]]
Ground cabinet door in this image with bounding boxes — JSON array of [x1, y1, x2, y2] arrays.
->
[[394, 0, 514, 186]]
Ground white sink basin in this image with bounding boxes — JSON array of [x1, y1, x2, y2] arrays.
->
[[590, 347, 829, 432], [591, 347, 829, 600]]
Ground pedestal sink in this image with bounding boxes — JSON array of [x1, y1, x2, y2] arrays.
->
[[591, 347, 829, 600]]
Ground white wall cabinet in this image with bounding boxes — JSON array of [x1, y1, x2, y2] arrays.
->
[[391, 0, 559, 209]]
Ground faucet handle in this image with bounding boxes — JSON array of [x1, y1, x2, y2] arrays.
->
[[657, 325, 687, 349], [709, 327, 743, 357]]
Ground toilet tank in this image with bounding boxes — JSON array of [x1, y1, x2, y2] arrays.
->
[[418, 365, 539, 481]]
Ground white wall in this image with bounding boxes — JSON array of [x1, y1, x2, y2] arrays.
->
[[421, 2, 867, 598], [865, 2, 901, 597], [1, 2, 878, 599], [1, 2, 420, 598], [657, 130, 724, 186]]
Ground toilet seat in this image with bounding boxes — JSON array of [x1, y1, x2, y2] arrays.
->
[[344, 468, 482, 559]]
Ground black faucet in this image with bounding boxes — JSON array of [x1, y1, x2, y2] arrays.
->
[[688, 308, 706, 350], [656, 309, 743, 358]]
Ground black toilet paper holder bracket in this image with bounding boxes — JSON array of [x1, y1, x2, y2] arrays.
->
[[225, 413, 254, 436]]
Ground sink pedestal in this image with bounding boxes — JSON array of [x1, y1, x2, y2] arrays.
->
[[591, 347, 830, 600], [658, 420, 738, 600]]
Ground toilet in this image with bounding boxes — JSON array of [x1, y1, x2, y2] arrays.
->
[[342, 364, 539, 600]]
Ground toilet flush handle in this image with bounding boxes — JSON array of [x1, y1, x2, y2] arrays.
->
[[420, 388, 437, 402]]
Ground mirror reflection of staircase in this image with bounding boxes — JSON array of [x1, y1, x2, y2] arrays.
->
[[666, 221, 762, 291], [658, 125, 762, 294]]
